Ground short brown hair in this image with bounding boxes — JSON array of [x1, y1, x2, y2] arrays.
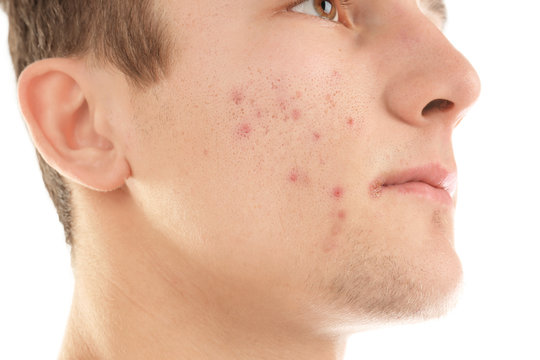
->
[[1, 0, 171, 245]]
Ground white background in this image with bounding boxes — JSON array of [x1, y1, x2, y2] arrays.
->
[[1, 1, 539, 359]]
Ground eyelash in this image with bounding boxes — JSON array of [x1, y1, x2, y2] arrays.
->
[[288, 0, 352, 22]]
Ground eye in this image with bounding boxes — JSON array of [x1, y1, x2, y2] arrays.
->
[[290, 0, 340, 22]]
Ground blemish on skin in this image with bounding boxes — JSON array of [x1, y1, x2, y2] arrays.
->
[[236, 123, 252, 138], [347, 117, 354, 126], [256, 109, 262, 119], [203, 149, 209, 156], [337, 209, 346, 220], [231, 89, 245, 105], [369, 181, 383, 199], [323, 223, 342, 252], [313, 132, 321, 141], [287, 168, 311, 185], [332, 186, 344, 199], [295, 91, 303, 99], [292, 108, 302, 121], [289, 168, 299, 183]]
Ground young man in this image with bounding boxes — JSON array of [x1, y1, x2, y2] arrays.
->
[[1, 0, 480, 358]]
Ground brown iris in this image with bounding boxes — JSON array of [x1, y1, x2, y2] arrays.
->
[[314, 0, 337, 20]]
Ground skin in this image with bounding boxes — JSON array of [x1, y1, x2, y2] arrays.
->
[[17, 0, 480, 359]]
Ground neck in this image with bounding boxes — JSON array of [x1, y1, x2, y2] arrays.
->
[[58, 186, 349, 360]]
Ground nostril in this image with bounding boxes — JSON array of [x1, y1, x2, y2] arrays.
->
[[422, 99, 454, 116]]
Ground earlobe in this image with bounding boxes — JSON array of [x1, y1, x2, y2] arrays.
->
[[17, 58, 131, 192]]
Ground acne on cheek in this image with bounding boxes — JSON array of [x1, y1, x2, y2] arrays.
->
[[323, 208, 347, 253], [229, 71, 354, 142], [229, 82, 349, 199], [323, 186, 347, 252], [332, 186, 344, 199], [235, 123, 252, 138], [231, 89, 245, 106], [287, 168, 311, 185], [229, 87, 255, 140], [228, 83, 306, 140], [227, 72, 356, 254]]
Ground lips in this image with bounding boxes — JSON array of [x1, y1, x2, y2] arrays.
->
[[372, 163, 457, 205]]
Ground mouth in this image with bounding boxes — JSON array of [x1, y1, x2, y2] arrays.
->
[[371, 163, 457, 206]]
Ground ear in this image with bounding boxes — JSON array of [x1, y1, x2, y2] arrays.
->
[[17, 58, 131, 192]]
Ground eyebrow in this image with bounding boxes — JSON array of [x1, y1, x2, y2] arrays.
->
[[420, 0, 448, 29]]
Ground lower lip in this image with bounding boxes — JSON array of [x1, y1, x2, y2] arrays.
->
[[383, 182, 454, 206]]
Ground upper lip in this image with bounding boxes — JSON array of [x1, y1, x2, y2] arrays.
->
[[381, 163, 457, 196]]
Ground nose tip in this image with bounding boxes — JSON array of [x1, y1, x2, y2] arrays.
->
[[382, 18, 481, 127]]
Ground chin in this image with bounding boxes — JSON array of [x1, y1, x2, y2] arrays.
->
[[394, 248, 464, 324], [321, 236, 464, 332]]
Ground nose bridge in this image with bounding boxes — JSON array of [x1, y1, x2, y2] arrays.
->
[[380, 8, 481, 127]]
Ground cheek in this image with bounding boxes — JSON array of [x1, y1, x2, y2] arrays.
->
[[224, 68, 362, 157], [212, 70, 365, 254]]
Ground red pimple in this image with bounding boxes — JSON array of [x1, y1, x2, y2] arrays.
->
[[292, 108, 302, 120], [236, 123, 252, 138], [332, 186, 344, 199], [232, 89, 245, 105], [313, 132, 321, 141], [347, 117, 354, 126], [289, 169, 299, 183], [337, 210, 346, 219]]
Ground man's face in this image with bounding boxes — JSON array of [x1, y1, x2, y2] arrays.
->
[[121, 0, 480, 331]]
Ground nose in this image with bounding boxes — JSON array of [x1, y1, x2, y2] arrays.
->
[[381, 7, 481, 128]]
